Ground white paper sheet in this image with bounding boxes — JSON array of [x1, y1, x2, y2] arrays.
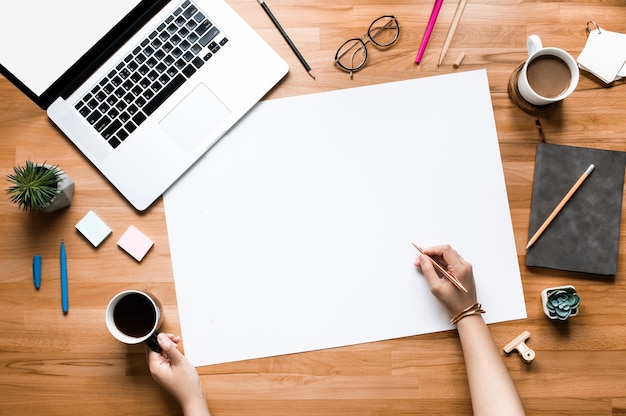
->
[[164, 69, 526, 366]]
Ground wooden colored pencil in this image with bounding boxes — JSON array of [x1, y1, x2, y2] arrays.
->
[[438, 0, 468, 66], [525, 164, 595, 249]]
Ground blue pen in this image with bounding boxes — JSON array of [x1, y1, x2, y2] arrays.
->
[[60, 240, 68, 313], [33, 255, 42, 289]]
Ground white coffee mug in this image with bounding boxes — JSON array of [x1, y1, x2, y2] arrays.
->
[[517, 35, 579, 106], [105, 290, 163, 352]]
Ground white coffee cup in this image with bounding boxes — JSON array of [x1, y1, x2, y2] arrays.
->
[[517, 35, 579, 106], [105, 290, 163, 352]]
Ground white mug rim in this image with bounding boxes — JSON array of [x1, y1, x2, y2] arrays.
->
[[520, 46, 579, 104], [105, 290, 161, 345]]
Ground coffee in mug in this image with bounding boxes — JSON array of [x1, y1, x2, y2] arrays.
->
[[105, 290, 163, 352], [526, 55, 572, 98], [516, 35, 579, 106]]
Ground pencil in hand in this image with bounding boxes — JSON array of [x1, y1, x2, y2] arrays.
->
[[412, 243, 468, 293]]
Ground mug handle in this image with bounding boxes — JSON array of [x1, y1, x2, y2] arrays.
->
[[145, 332, 163, 353], [527, 34, 543, 56]]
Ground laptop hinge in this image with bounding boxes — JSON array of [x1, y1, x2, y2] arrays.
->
[[39, 0, 171, 109]]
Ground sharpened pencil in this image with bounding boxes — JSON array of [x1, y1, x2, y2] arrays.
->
[[525, 164, 595, 249], [415, 0, 444, 64], [438, 0, 468, 66]]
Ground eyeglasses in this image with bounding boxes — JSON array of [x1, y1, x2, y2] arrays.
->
[[334, 16, 400, 79]]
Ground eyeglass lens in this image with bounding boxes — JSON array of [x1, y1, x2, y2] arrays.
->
[[335, 16, 399, 78], [368, 16, 399, 47]]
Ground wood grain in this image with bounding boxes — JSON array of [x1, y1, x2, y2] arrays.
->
[[1, 1, 626, 415]]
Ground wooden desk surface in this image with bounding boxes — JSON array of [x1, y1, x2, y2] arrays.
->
[[1, 1, 625, 415]]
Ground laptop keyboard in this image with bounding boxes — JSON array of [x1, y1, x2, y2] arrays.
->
[[74, 0, 229, 149]]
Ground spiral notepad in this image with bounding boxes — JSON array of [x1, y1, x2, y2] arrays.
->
[[577, 22, 626, 84]]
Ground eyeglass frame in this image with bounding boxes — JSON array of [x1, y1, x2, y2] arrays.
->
[[334, 15, 400, 79]]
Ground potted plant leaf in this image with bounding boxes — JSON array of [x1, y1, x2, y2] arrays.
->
[[541, 285, 581, 321], [6, 160, 74, 213]]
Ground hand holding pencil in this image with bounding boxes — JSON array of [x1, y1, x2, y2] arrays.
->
[[414, 244, 479, 318], [413, 243, 468, 292]]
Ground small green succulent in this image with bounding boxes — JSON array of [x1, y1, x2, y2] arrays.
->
[[546, 287, 580, 320], [6, 161, 61, 211]]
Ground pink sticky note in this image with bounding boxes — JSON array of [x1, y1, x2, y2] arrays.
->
[[117, 225, 154, 262]]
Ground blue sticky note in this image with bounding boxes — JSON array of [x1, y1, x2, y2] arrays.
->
[[75, 210, 112, 247]]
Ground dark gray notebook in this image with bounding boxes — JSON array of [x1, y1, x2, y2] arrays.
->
[[526, 143, 626, 275]]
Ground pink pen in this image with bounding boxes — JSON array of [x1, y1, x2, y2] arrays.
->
[[415, 0, 444, 63]]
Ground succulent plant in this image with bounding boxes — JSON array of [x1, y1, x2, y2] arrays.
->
[[6, 161, 61, 211], [545, 287, 580, 320]]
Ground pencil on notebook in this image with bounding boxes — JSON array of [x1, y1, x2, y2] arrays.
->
[[412, 243, 468, 293], [525, 164, 595, 250]]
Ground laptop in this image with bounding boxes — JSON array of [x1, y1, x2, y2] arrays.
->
[[0, 0, 288, 210]]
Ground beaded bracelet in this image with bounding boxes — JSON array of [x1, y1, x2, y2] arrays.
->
[[450, 302, 485, 325]]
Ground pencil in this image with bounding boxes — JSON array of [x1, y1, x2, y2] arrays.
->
[[257, 0, 316, 79], [415, 0, 444, 64], [438, 0, 468, 66], [525, 164, 595, 250], [412, 243, 468, 293]]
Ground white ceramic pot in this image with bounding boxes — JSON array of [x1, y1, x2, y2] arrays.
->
[[541, 285, 580, 320]]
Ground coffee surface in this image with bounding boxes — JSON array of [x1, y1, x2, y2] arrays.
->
[[113, 293, 156, 337], [527, 55, 571, 98]]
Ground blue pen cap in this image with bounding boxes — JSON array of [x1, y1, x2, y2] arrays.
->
[[33, 255, 42, 289]]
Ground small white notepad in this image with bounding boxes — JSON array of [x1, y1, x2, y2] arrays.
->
[[578, 25, 626, 84]]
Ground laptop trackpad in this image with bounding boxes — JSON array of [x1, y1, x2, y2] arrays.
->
[[160, 83, 231, 153]]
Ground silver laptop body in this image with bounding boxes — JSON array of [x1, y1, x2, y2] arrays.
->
[[0, 0, 288, 210]]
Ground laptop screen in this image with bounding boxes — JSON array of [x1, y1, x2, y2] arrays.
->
[[0, 0, 167, 108]]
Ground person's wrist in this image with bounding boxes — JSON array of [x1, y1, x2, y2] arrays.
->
[[181, 396, 210, 416], [450, 302, 485, 325], [454, 311, 485, 330]]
